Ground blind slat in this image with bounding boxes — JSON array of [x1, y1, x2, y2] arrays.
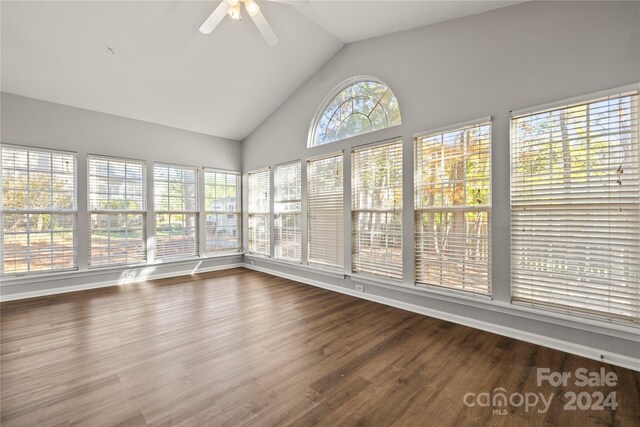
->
[[153, 163, 199, 261], [248, 169, 270, 256], [88, 155, 147, 267], [204, 170, 241, 254], [274, 162, 301, 262], [415, 121, 491, 295], [1, 145, 78, 274], [308, 154, 343, 269], [511, 91, 640, 324], [352, 141, 403, 279]]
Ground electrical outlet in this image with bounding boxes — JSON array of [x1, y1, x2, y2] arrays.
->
[[250, 260, 255, 266], [355, 284, 364, 293]]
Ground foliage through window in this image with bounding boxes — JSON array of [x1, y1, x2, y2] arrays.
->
[[310, 79, 401, 147], [415, 121, 491, 295], [1, 145, 77, 274], [511, 91, 639, 324], [88, 155, 147, 267], [204, 169, 241, 254]]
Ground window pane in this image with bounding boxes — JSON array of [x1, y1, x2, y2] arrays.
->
[[155, 213, 198, 260], [248, 213, 269, 256], [204, 170, 241, 254], [352, 211, 402, 279], [88, 156, 146, 211], [89, 213, 146, 267], [415, 210, 490, 293], [205, 213, 240, 253], [2, 212, 76, 274], [311, 80, 401, 147], [414, 121, 492, 294], [88, 155, 147, 267], [274, 162, 301, 262], [154, 164, 198, 212], [1, 146, 77, 274], [248, 169, 270, 255], [511, 92, 640, 324], [308, 154, 344, 269], [351, 141, 402, 279], [153, 163, 199, 261]]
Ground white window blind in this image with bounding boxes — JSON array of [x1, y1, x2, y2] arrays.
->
[[274, 161, 302, 262], [415, 121, 491, 295], [352, 141, 403, 279], [204, 169, 241, 254], [88, 155, 147, 267], [248, 169, 270, 256], [1, 145, 77, 274], [511, 91, 640, 324], [307, 153, 344, 269], [153, 163, 199, 261]]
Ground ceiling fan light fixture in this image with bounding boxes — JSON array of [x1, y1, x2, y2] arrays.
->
[[226, 0, 240, 7], [244, 0, 260, 17], [228, 3, 241, 20]]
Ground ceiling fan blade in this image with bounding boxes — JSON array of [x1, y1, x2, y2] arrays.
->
[[250, 10, 279, 45], [199, 2, 230, 34]]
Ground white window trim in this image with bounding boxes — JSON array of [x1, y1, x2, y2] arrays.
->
[[203, 167, 242, 255], [273, 160, 302, 264], [1, 143, 79, 277], [509, 85, 640, 325], [87, 154, 148, 268], [307, 152, 345, 270], [247, 167, 271, 257], [351, 139, 404, 280], [153, 162, 200, 261], [413, 118, 493, 295]]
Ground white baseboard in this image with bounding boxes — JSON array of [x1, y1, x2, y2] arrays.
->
[[244, 263, 640, 372], [0, 263, 244, 302]]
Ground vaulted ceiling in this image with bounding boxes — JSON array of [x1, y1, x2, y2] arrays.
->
[[1, 1, 523, 141]]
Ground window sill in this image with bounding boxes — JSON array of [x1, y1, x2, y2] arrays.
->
[[415, 282, 493, 301], [246, 256, 346, 279], [1, 253, 244, 286], [350, 272, 404, 288]]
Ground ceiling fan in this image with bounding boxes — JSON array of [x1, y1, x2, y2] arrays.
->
[[199, 0, 278, 45]]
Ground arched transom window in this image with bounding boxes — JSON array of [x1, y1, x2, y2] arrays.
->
[[309, 78, 401, 147]]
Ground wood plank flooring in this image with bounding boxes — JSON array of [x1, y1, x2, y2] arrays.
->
[[1, 268, 639, 426]]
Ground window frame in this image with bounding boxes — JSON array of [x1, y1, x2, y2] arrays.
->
[[247, 167, 271, 257], [273, 160, 302, 263], [153, 162, 200, 262], [203, 167, 242, 255], [1, 144, 78, 276], [509, 87, 640, 325], [307, 151, 344, 271], [87, 154, 148, 268], [351, 139, 404, 280], [308, 75, 402, 148], [413, 118, 493, 296]]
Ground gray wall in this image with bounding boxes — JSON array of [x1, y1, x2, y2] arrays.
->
[[1, 92, 243, 297], [242, 1, 640, 362]]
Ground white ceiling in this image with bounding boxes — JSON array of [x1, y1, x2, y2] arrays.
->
[[1, 1, 524, 141], [288, 1, 525, 43]]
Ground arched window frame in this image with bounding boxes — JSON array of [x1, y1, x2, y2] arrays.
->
[[307, 76, 402, 148]]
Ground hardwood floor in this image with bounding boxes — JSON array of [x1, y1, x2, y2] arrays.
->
[[1, 268, 639, 426]]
